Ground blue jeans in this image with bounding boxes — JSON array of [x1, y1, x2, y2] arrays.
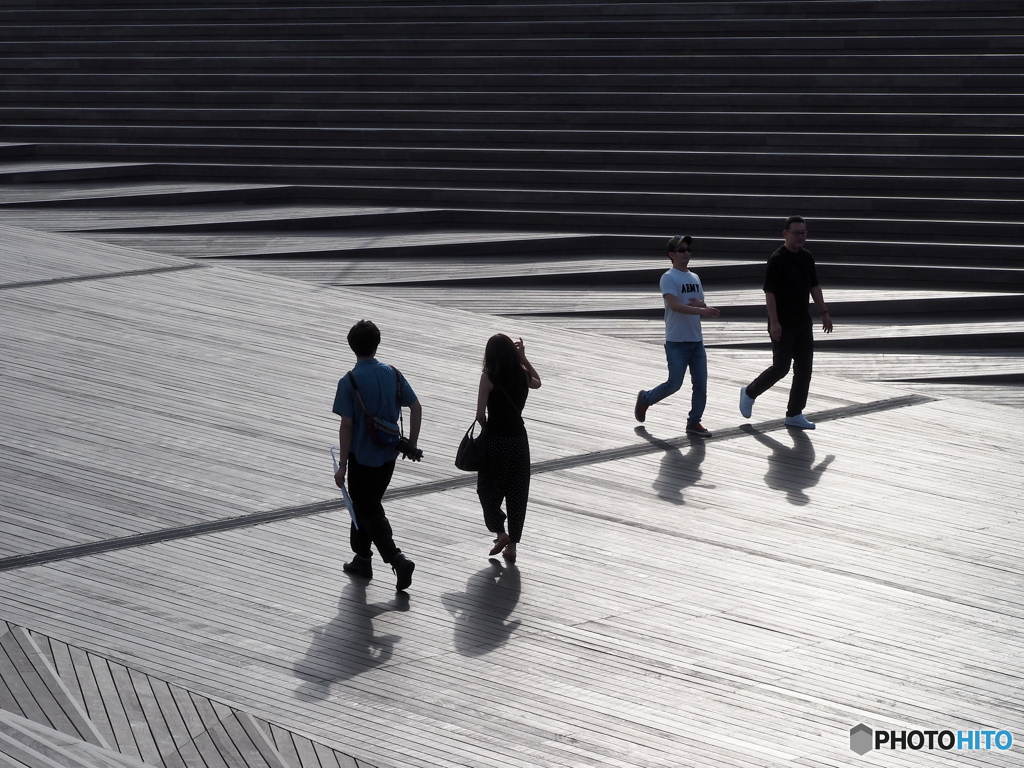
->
[[642, 341, 708, 425]]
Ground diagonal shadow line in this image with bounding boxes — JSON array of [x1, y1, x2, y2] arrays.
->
[[0, 393, 933, 572], [0, 262, 205, 291]]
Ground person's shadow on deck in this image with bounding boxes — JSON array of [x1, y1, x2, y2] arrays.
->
[[441, 559, 521, 657], [293, 577, 408, 700], [635, 426, 712, 505], [740, 424, 834, 506]]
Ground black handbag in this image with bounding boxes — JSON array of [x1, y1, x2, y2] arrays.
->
[[455, 420, 487, 471]]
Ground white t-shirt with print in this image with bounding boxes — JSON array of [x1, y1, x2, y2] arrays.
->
[[660, 268, 705, 342]]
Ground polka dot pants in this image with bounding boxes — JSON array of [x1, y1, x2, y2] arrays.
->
[[477, 433, 531, 544]]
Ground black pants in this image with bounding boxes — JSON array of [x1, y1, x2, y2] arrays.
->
[[746, 326, 814, 417], [347, 454, 400, 563], [477, 433, 530, 544]]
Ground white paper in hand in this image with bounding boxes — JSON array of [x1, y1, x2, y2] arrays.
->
[[330, 447, 358, 529]]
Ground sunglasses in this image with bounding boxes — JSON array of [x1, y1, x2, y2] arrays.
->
[[671, 236, 690, 253]]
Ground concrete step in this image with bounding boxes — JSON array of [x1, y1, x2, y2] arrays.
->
[[3, 107, 1024, 134], [23, 176, 1008, 222], [715, 329, 1024, 352], [4, 71, 1023, 92], [3, 125, 1024, 155], [5, 54, 1024, 75], [2, 184, 1021, 266], [12, 179, 1018, 228], [0, 8, 1019, 35], [4, 35, 1019, 56], [8, 158, 1022, 201], [332, 257, 1024, 290], [0, 162, 156, 184], [6, 89, 1024, 112], [3, 34, 1024, 55], [522, 293, 1024, 320], [8, 158, 1024, 215], [22, 141, 1024, 175], [0, 143, 35, 161]]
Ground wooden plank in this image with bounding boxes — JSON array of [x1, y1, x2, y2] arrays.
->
[[267, 724, 300, 768], [288, 734, 321, 768], [0, 666, 25, 719], [105, 661, 163, 767], [234, 713, 290, 768], [0, 714, 132, 768], [65, 645, 117, 752], [8, 627, 110, 750], [0, 728, 74, 768], [189, 695, 247, 768], [217, 713, 274, 768], [310, 743, 338, 768], [88, 656, 143, 762], [44, 638, 82, 713], [166, 684, 206, 744], [0, 750, 30, 768], [192, 730, 243, 768], [125, 667, 187, 768], [173, 740, 209, 768], [147, 677, 195, 754], [24, 633, 55, 673], [0, 631, 79, 740]]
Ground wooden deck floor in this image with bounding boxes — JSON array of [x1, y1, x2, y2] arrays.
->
[[2, 227, 1023, 767]]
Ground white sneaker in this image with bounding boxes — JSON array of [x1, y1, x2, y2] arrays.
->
[[739, 386, 754, 419], [784, 414, 816, 429]]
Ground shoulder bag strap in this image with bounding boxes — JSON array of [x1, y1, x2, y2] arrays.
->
[[494, 380, 522, 412], [346, 372, 373, 420], [390, 366, 405, 436]]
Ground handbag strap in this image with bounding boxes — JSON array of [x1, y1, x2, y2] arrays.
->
[[493, 380, 521, 412]]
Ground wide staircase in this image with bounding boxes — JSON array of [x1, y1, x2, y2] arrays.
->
[[1, 0, 1022, 403]]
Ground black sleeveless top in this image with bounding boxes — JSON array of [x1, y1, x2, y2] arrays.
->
[[485, 375, 528, 437]]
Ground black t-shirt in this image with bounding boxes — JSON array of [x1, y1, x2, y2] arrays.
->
[[763, 245, 819, 330], [485, 374, 528, 437]]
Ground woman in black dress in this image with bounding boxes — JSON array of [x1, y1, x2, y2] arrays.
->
[[475, 334, 541, 563]]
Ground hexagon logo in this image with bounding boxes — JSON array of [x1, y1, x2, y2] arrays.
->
[[850, 723, 873, 755]]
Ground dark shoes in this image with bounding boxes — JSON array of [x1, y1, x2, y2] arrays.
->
[[634, 390, 648, 423], [686, 422, 712, 437], [343, 555, 373, 578], [345, 553, 414, 590], [391, 553, 415, 591]]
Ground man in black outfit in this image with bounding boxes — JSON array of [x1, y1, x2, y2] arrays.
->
[[739, 216, 833, 429], [333, 320, 421, 590]]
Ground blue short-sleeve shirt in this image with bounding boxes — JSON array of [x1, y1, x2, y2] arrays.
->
[[333, 358, 418, 467]]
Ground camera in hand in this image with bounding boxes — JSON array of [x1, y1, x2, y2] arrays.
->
[[397, 436, 423, 461]]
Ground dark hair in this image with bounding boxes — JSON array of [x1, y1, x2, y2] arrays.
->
[[347, 319, 380, 357], [482, 333, 527, 390], [784, 215, 806, 230]]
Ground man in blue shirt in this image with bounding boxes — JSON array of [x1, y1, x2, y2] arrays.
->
[[333, 320, 422, 590], [635, 235, 721, 435]]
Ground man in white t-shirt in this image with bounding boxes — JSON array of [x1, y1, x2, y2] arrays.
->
[[635, 235, 721, 435]]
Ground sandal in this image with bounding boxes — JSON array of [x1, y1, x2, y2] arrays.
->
[[502, 545, 517, 564], [488, 533, 511, 556]]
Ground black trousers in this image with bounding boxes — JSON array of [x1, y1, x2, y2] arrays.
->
[[347, 454, 400, 563], [477, 433, 531, 544], [746, 326, 814, 417]]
